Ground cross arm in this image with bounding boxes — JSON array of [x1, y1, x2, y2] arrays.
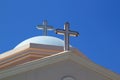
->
[[55, 29, 65, 35], [46, 25, 54, 30], [69, 31, 79, 37], [37, 25, 54, 30], [36, 25, 44, 30]]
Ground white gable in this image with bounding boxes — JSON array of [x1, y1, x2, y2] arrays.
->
[[0, 60, 115, 80], [0, 51, 119, 80]]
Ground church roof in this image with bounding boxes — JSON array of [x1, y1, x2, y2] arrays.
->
[[0, 43, 84, 70], [14, 36, 65, 49], [0, 51, 119, 80]]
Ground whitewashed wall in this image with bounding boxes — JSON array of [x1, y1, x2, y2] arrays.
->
[[0, 60, 110, 80]]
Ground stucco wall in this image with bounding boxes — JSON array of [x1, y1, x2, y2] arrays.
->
[[0, 60, 110, 80]]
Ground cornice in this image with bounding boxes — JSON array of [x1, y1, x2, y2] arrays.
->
[[0, 51, 119, 80]]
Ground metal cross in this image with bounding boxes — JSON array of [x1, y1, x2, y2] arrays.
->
[[36, 20, 54, 36], [55, 22, 79, 51]]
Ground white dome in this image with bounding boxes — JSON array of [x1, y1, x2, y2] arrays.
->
[[14, 36, 65, 49]]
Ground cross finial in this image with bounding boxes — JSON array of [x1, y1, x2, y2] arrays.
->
[[36, 20, 54, 36], [43, 20, 48, 25], [55, 22, 79, 51]]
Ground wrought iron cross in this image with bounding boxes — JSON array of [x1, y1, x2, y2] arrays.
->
[[55, 22, 79, 51], [37, 20, 54, 36]]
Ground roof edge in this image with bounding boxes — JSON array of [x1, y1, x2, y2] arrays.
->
[[0, 51, 119, 80]]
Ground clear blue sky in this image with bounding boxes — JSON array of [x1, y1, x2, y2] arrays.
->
[[0, 0, 120, 74]]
